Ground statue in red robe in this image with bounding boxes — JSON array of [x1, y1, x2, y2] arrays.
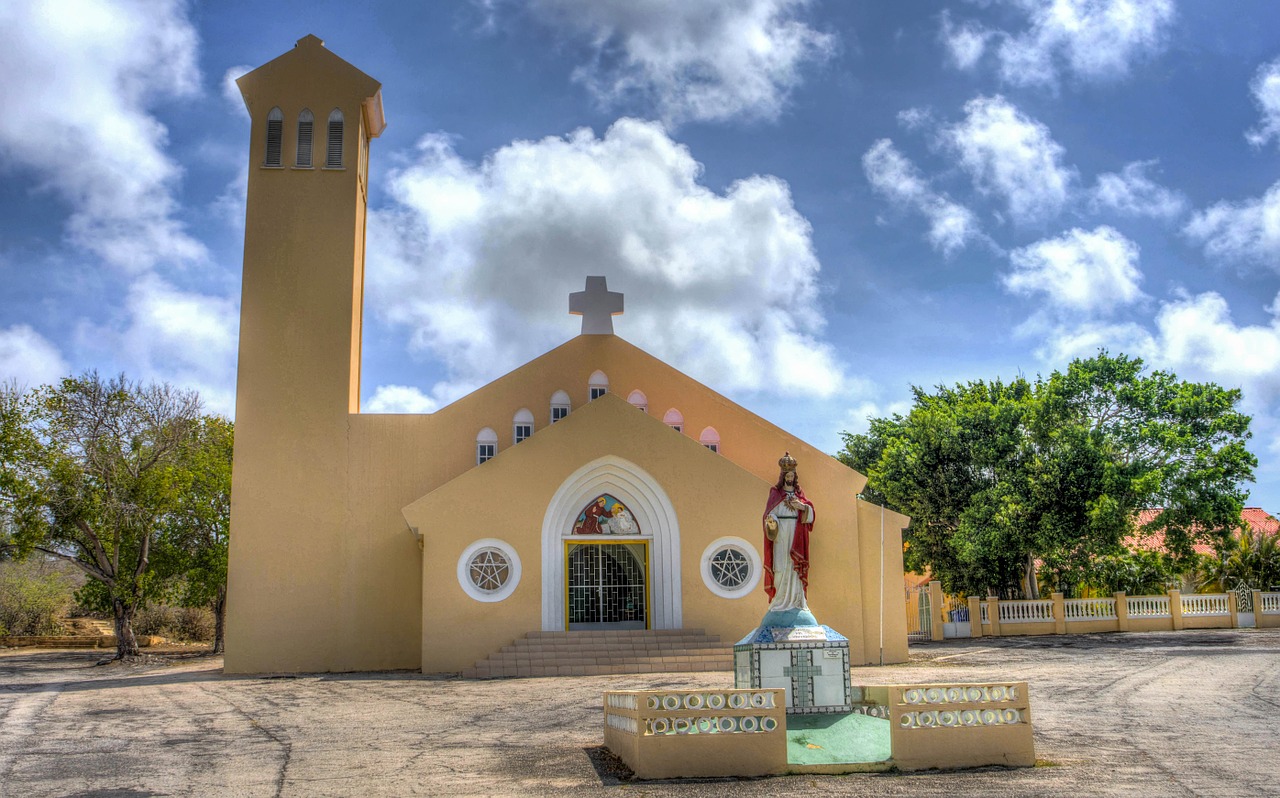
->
[[763, 452, 815, 610]]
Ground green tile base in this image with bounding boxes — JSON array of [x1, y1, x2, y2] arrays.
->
[[786, 711, 892, 772]]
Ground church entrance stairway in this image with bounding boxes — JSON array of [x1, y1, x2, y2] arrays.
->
[[461, 629, 732, 678]]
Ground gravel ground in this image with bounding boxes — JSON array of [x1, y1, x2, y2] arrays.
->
[[1, 629, 1278, 797]]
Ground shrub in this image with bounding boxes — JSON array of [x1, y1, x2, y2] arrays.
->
[[0, 560, 77, 636], [173, 606, 214, 642], [132, 603, 179, 637], [131, 603, 215, 642]]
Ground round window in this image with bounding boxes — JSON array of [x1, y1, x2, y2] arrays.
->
[[468, 547, 511, 592], [709, 547, 750, 589], [457, 539, 522, 602], [700, 537, 761, 599]]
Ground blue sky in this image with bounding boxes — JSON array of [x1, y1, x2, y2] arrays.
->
[[3, 1, 1280, 510]]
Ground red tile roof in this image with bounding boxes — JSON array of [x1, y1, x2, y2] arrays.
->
[[1125, 507, 1279, 556]]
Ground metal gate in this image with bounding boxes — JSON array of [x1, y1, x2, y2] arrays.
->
[[1235, 581, 1255, 612], [566, 541, 648, 630], [905, 583, 932, 642]]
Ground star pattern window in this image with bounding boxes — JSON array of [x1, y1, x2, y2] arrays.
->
[[709, 546, 750, 589], [468, 548, 511, 592]]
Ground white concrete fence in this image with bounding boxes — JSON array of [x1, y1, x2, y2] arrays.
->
[[922, 582, 1280, 641]]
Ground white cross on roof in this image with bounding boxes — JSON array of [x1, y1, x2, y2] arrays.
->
[[569, 276, 624, 335]]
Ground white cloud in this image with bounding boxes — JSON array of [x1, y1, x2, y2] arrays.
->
[[862, 139, 980, 255], [1090, 160, 1186, 220], [520, 0, 835, 124], [1040, 290, 1280, 412], [1033, 319, 1156, 365], [1184, 180, 1280, 268], [1005, 226, 1144, 314], [939, 10, 991, 70], [79, 276, 239, 415], [1246, 57, 1280, 149], [840, 398, 913, 436], [896, 107, 933, 132], [944, 95, 1077, 224], [988, 0, 1176, 89], [1154, 292, 1280, 394], [0, 0, 205, 272], [222, 65, 253, 118], [365, 385, 440, 414], [0, 325, 70, 389], [367, 118, 846, 406]]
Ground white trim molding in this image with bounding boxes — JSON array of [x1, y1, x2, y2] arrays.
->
[[700, 536, 761, 599], [541, 455, 681, 631], [457, 538, 522, 602]]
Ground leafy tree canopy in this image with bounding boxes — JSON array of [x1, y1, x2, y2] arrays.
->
[[0, 373, 202, 658], [840, 352, 1256, 598]]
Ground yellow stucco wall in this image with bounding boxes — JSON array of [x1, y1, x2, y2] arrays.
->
[[226, 37, 909, 674]]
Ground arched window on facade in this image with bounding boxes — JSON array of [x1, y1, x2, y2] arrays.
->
[[550, 390, 571, 423], [264, 107, 283, 167], [663, 408, 683, 433], [627, 390, 648, 412], [513, 408, 534, 444], [476, 427, 498, 464], [325, 108, 344, 168], [588, 370, 608, 401], [295, 109, 314, 167], [699, 426, 721, 454]]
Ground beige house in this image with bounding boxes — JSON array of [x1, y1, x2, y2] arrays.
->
[[225, 35, 909, 675]]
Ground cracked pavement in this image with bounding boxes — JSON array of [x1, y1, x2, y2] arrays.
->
[[2, 628, 1278, 797]]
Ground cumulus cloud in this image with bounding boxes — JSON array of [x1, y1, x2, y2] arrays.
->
[[365, 385, 441, 414], [518, 0, 835, 124], [0, 0, 205, 272], [943, 0, 1176, 88], [1246, 57, 1280, 149], [367, 118, 846, 408], [944, 96, 1077, 224], [1032, 319, 1156, 365], [1184, 180, 1280, 269], [1090, 160, 1187, 220], [1155, 292, 1280, 393], [1039, 291, 1280, 403], [1005, 226, 1144, 314], [861, 139, 980, 255], [79, 276, 239, 415], [221, 65, 253, 118], [939, 9, 991, 70], [0, 325, 70, 389]]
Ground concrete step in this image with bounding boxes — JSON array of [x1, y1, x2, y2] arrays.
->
[[464, 628, 734, 679]]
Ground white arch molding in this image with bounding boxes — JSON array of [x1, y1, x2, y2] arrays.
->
[[541, 455, 681, 631]]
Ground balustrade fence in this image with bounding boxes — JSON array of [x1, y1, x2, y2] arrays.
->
[[912, 581, 1280, 641]]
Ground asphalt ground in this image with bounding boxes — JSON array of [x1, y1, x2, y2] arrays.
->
[[2, 628, 1278, 797]]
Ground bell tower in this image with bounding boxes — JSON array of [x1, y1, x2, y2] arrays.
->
[[226, 36, 386, 672], [234, 33, 384, 416]]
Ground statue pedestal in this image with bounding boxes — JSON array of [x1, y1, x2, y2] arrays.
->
[[734, 623, 852, 715]]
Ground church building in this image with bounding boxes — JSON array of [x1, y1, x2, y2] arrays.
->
[[225, 36, 910, 675]]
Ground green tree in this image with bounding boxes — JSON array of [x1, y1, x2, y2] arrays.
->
[[840, 352, 1256, 599], [1075, 550, 1179, 597], [157, 416, 232, 653], [1196, 529, 1280, 593], [0, 374, 201, 659]]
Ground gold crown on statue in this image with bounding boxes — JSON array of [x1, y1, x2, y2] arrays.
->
[[778, 452, 797, 472]]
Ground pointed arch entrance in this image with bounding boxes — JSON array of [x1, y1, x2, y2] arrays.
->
[[541, 456, 681, 631]]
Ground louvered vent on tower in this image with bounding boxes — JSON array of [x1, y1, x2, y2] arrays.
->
[[265, 107, 283, 166], [326, 108, 344, 168], [296, 109, 314, 167]]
